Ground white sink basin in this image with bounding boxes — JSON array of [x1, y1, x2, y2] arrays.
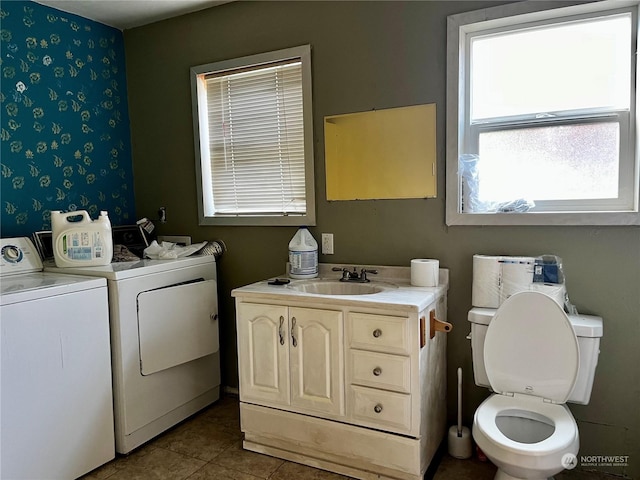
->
[[289, 281, 391, 295]]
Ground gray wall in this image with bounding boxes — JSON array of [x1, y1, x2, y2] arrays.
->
[[123, 2, 640, 477]]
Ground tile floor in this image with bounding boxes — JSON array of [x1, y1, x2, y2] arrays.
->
[[82, 394, 621, 480]]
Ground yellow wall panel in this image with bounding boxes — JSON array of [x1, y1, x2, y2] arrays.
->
[[324, 104, 436, 201]]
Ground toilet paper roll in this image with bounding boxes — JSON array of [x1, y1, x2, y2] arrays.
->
[[411, 259, 439, 287], [500, 256, 536, 302], [530, 283, 567, 309], [472, 255, 502, 308]]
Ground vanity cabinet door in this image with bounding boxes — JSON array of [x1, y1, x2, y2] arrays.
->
[[237, 303, 290, 406], [289, 307, 344, 416]]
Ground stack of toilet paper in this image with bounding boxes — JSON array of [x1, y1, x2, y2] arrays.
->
[[472, 255, 567, 309]]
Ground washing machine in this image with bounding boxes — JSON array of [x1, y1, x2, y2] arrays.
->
[[45, 254, 221, 453], [0, 237, 114, 479]]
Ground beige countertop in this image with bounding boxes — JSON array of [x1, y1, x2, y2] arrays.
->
[[232, 263, 448, 313]]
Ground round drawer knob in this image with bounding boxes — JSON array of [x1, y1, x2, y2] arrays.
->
[[372, 328, 382, 338], [374, 404, 383, 414], [373, 367, 382, 376]]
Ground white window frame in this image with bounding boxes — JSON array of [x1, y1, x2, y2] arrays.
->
[[446, 0, 640, 226], [190, 45, 315, 226]]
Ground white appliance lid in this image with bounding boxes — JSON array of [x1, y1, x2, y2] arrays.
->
[[468, 307, 495, 325], [469, 306, 603, 338], [570, 314, 604, 338], [43, 254, 215, 280], [484, 291, 579, 404], [0, 272, 106, 305]]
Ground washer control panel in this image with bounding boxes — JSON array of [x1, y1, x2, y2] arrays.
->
[[0, 237, 43, 276]]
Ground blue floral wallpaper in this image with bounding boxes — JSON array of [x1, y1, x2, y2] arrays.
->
[[0, 1, 135, 237]]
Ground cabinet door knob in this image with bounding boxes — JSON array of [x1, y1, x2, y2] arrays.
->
[[372, 328, 382, 338], [373, 367, 382, 376], [374, 404, 383, 413]]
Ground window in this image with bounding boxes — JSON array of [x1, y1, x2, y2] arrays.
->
[[191, 45, 315, 226], [446, 1, 640, 226]]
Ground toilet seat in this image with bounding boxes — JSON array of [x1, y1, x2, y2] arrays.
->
[[484, 291, 580, 403], [475, 394, 578, 455]]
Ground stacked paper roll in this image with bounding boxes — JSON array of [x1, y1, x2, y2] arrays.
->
[[472, 255, 536, 307], [411, 259, 439, 287], [472, 255, 502, 308], [473, 254, 568, 310], [501, 257, 536, 301], [530, 283, 566, 308]]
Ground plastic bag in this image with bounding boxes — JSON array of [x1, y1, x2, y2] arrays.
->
[[143, 240, 207, 260]]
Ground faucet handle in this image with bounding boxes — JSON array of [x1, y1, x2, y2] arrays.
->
[[332, 267, 351, 280], [360, 269, 378, 282]]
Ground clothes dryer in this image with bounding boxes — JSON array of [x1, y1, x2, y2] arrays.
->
[[45, 254, 220, 453]]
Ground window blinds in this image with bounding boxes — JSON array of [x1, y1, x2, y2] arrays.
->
[[205, 61, 306, 216]]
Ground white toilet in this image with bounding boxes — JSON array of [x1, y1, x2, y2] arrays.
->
[[468, 291, 603, 480]]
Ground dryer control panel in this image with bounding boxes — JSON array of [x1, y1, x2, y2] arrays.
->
[[0, 237, 44, 276]]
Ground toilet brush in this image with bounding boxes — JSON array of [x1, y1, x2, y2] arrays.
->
[[448, 367, 473, 459]]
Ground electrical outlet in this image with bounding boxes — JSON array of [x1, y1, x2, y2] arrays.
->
[[321, 233, 334, 255]]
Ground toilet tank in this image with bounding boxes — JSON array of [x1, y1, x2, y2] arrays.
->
[[468, 307, 603, 405]]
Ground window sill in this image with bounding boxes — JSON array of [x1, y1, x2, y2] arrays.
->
[[445, 210, 640, 227], [199, 214, 316, 227]]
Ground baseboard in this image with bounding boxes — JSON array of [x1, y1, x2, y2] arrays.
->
[[223, 385, 239, 396]]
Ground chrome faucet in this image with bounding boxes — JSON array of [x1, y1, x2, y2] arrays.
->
[[332, 267, 378, 283]]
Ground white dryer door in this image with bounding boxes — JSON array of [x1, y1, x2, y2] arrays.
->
[[137, 279, 218, 375]]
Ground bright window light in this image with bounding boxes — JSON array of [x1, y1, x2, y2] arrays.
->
[[446, 2, 638, 225], [476, 122, 620, 205], [470, 14, 631, 121]]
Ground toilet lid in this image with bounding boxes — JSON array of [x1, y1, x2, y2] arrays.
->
[[484, 291, 579, 404]]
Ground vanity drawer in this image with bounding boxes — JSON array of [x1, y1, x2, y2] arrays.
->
[[347, 312, 410, 355], [349, 349, 411, 394], [349, 385, 411, 432]]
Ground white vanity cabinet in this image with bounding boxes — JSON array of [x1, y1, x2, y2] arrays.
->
[[233, 268, 448, 480], [237, 303, 344, 416]]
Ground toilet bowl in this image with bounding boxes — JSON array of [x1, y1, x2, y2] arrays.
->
[[471, 292, 588, 480], [474, 394, 578, 479]]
